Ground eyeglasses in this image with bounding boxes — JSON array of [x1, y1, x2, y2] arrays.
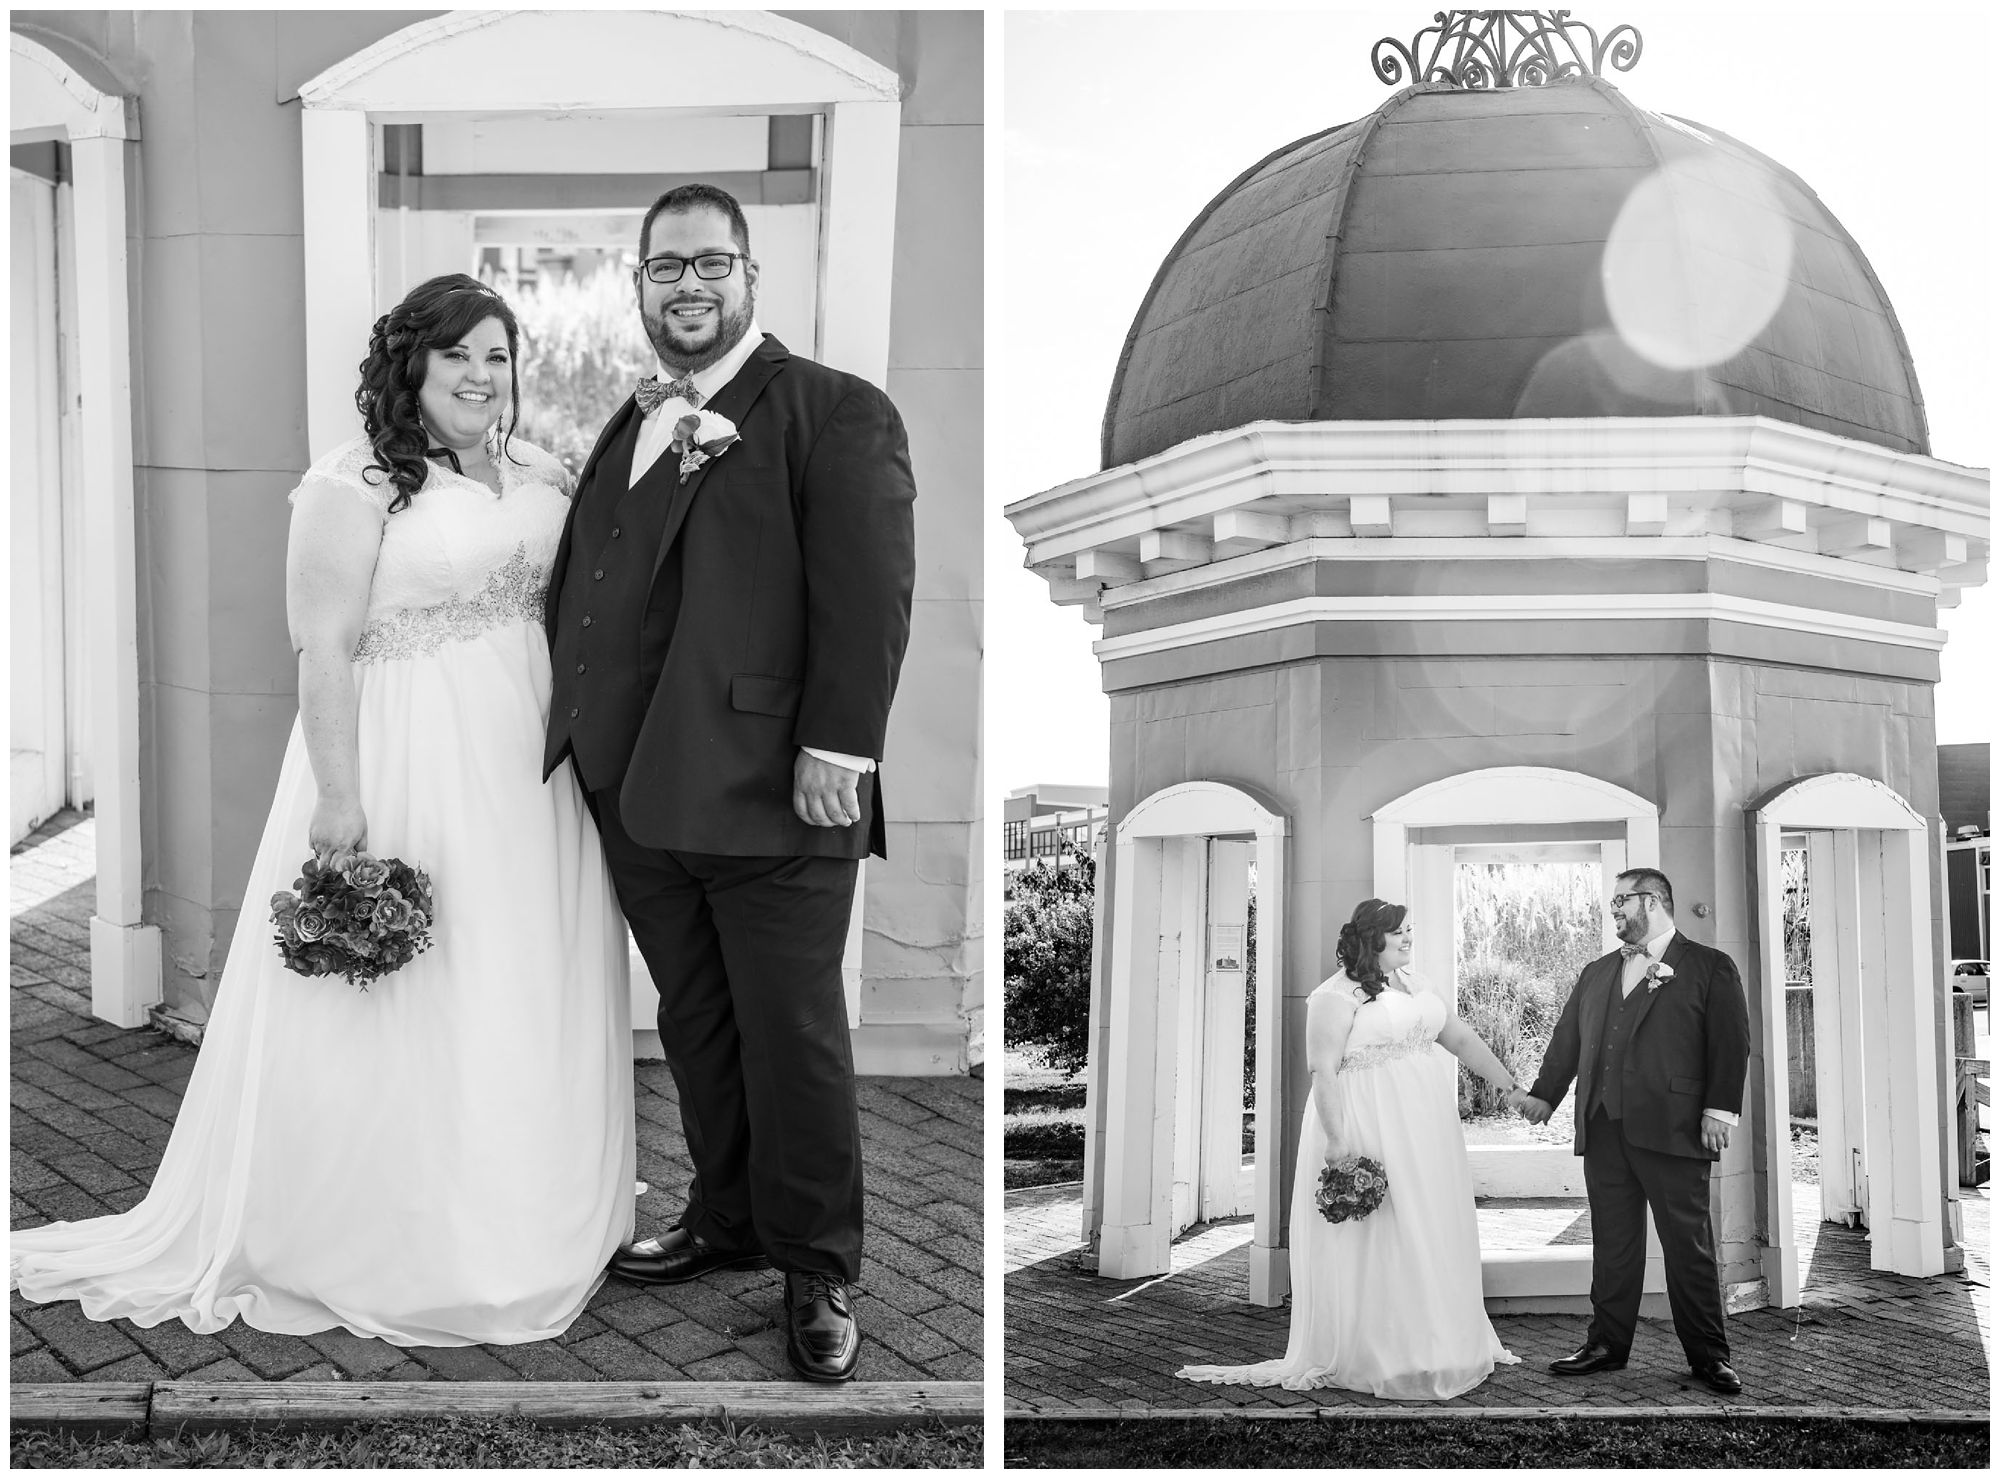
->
[[1608, 892, 1661, 910], [638, 253, 746, 284]]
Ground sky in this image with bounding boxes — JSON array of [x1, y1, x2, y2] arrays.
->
[[991, 4, 1994, 792]]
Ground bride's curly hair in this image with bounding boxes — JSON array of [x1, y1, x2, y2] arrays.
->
[[1335, 899, 1408, 1003], [355, 274, 523, 514]]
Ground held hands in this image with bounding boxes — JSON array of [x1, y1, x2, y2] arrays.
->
[[1515, 1093, 1554, 1125], [1701, 1112, 1732, 1153], [793, 750, 861, 829], [309, 794, 368, 870]]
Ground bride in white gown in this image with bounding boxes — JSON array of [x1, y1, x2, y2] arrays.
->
[[1179, 899, 1522, 1399], [10, 275, 635, 1347]]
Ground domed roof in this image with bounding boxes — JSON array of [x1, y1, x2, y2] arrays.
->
[[1102, 77, 1928, 470]]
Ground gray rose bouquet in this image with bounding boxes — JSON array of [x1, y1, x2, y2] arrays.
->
[[1315, 1153, 1389, 1224], [271, 852, 435, 989]]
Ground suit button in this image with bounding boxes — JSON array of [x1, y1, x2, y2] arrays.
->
[[569, 707, 579, 719], [593, 569, 605, 580], [581, 616, 593, 628], [611, 527, 621, 538], [577, 663, 586, 674]]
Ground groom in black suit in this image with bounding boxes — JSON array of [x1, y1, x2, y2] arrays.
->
[[543, 183, 916, 1382], [1520, 868, 1752, 1395]]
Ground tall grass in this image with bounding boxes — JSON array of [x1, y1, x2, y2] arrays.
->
[[1455, 862, 1603, 1118], [487, 264, 655, 478]]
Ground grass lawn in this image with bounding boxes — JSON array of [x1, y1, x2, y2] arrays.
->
[[1005, 1416, 1986, 1469], [1006, 1049, 1086, 1188], [12, 1415, 982, 1470]]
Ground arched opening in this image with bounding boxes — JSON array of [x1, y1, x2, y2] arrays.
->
[[10, 31, 159, 1026], [1750, 772, 1945, 1304], [1092, 781, 1288, 1305], [295, 12, 901, 1049], [1373, 766, 1668, 1310]]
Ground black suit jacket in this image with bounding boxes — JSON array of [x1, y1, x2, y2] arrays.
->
[[1528, 931, 1752, 1162], [542, 335, 916, 859]]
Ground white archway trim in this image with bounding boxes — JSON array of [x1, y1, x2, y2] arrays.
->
[[10, 33, 137, 140], [1751, 773, 1943, 1302], [298, 10, 899, 110], [1097, 782, 1291, 1304], [10, 31, 159, 1027], [1756, 772, 1926, 832], [298, 10, 902, 456], [1372, 766, 1660, 909]]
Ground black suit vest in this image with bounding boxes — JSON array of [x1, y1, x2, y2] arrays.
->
[[1591, 972, 1645, 1121], [546, 412, 686, 793]]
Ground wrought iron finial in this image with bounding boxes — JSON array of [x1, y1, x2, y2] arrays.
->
[[1372, 10, 1643, 90]]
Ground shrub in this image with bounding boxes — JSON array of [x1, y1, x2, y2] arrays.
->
[[1003, 849, 1096, 1076], [1457, 958, 1573, 1117], [488, 264, 655, 478], [1005, 1118, 1087, 1160]]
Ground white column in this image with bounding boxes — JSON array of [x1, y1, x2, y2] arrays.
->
[[1247, 820, 1288, 1306], [70, 135, 161, 1028], [1879, 828, 1945, 1275], [1099, 832, 1167, 1278], [1752, 818, 1799, 1305], [816, 99, 899, 388], [302, 108, 374, 458]]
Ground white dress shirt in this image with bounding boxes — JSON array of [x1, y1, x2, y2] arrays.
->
[[1622, 926, 1736, 1126], [631, 322, 873, 778]]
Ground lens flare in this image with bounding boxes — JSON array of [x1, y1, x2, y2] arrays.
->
[[1602, 153, 1794, 372]]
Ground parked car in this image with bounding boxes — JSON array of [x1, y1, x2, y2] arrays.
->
[[1951, 960, 1989, 1008]]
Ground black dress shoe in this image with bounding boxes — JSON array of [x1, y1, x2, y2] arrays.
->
[[607, 1227, 769, 1286], [1550, 1340, 1628, 1375], [1691, 1358, 1742, 1394], [785, 1271, 860, 1383]]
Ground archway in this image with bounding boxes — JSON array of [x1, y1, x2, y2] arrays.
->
[[295, 12, 901, 1046], [10, 31, 159, 1027], [1750, 773, 1945, 1305], [296, 9, 902, 457], [1094, 782, 1289, 1304], [1373, 766, 1667, 1309]]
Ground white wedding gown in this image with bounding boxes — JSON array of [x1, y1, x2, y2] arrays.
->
[[11, 435, 635, 1347], [1179, 975, 1517, 1399]]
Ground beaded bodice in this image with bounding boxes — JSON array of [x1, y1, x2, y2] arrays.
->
[[290, 435, 573, 666], [1335, 980, 1446, 1075]]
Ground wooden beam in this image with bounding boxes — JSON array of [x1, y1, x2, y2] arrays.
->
[[1625, 492, 1669, 536], [144, 1380, 982, 1436], [1733, 499, 1810, 544], [1138, 529, 1211, 575], [1076, 549, 1143, 585], [1349, 495, 1393, 538], [377, 169, 817, 210], [9, 1383, 149, 1435], [1210, 509, 1289, 558], [1486, 493, 1528, 537], [1897, 528, 1968, 573], [1818, 515, 1894, 555]]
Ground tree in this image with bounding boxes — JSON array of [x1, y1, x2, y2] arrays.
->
[[1003, 850, 1096, 1075]]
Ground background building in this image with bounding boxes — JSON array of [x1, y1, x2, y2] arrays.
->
[[1002, 783, 1108, 874], [10, 8, 982, 1073]]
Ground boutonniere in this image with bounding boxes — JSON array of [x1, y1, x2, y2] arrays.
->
[[1643, 961, 1675, 989], [671, 410, 739, 485]]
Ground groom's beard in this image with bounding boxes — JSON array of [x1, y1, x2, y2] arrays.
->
[[644, 283, 757, 375]]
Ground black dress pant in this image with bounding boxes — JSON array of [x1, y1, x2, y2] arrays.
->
[[594, 790, 864, 1282], [1583, 1109, 1729, 1366]]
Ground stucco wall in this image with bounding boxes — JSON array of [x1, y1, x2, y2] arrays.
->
[[1102, 649, 1947, 1275], [12, 10, 981, 1065]]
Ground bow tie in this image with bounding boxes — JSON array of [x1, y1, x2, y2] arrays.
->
[[635, 374, 703, 415], [1620, 943, 1649, 961]]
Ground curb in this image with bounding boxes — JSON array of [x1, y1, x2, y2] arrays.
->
[[1003, 1404, 1988, 1424], [11, 1380, 983, 1437]]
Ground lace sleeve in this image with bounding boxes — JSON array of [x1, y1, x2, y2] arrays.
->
[[287, 437, 399, 522], [508, 437, 576, 499]]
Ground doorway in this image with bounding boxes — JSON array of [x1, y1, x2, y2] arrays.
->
[[1752, 774, 1947, 1303], [1169, 840, 1255, 1232]]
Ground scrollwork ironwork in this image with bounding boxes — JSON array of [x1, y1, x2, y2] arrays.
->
[[1372, 10, 1643, 90]]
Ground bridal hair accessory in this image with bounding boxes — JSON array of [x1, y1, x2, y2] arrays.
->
[[1316, 1154, 1389, 1224], [271, 852, 435, 989], [670, 410, 739, 485]]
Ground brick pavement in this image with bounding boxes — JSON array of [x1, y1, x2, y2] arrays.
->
[[11, 811, 982, 1386], [1006, 1173, 1989, 1414]]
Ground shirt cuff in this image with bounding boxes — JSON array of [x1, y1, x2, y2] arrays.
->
[[1703, 1108, 1739, 1125], [802, 746, 876, 774]]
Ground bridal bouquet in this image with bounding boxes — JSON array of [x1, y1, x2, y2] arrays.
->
[[1316, 1154, 1389, 1224], [271, 852, 435, 989]]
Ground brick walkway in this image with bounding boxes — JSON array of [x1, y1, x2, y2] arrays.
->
[[1006, 1171, 1988, 1413], [11, 812, 981, 1386]]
